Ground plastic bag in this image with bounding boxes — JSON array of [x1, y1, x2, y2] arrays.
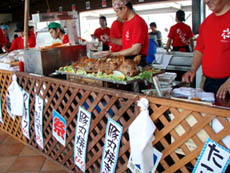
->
[[128, 98, 156, 172], [8, 74, 24, 116]]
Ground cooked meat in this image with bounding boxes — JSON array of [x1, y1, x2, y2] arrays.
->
[[73, 55, 141, 77]]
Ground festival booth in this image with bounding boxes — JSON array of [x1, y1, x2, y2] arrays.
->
[[0, 70, 230, 172]]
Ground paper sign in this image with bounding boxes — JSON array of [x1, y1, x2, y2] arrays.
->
[[21, 90, 30, 139], [86, 1, 90, 10], [6, 94, 15, 120], [34, 94, 44, 149], [193, 138, 230, 173], [53, 110, 67, 146], [102, 0, 107, 7], [128, 148, 162, 173], [100, 118, 123, 173], [74, 106, 92, 172], [0, 93, 3, 124]]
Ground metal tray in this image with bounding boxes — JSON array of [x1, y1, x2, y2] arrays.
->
[[56, 70, 142, 85]]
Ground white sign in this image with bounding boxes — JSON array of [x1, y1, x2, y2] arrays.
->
[[34, 94, 44, 149], [86, 1, 90, 10], [128, 148, 162, 173], [193, 138, 230, 173], [101, 118, 123, 173], [21, 90, 30, 139], [74, 106, 92, 172], [53, 110, 67, 146], [6, 94, 15, 120], [0, 93, 3, 124]]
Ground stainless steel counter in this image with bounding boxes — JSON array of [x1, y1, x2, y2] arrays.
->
[[153, 51, 193, 71]]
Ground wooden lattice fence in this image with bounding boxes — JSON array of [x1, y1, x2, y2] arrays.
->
[[0, 70, 230, 172], [147, 96, 230, 173]]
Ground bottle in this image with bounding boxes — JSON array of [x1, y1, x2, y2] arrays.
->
[[19, 57, 24, 72], [98, 41, 103, 52]]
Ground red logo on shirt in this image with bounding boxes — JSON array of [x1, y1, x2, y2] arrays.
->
[[125, 31, 130, 41]]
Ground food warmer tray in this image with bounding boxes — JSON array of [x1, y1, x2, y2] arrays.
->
[[55, 70, 142, 85]]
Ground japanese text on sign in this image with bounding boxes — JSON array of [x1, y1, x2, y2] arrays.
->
[[74, 106, 92, 172], [34, 94, 44, 149], [21, 90, 30, 139], [193, 138, 230, 173], [53, 110, 67, 146], [101, 118, 123, 173]]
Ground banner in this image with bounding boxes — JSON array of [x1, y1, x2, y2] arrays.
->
[[53, 110, 67, 146], [34, 94, 44, 149], [100, 118, 123, 173], [74, 106, 92, 172], [21, 90, 30, 139]]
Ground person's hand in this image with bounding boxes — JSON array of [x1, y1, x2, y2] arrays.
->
[[216, 78, 230, 99], [182, 70, 196, 83], [92, 51, 110, 57], [100, 34, 109, 43]]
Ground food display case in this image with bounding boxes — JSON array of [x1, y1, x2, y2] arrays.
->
[[24, 45, 86, 75]]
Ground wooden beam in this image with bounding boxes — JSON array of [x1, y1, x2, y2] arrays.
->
[[24, 0, 30, 48]]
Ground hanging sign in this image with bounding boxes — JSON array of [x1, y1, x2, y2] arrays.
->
[[21, 90, 30, 139], [100, 118, 123, 173], [53, 110, 67, 146], [193, 138, 230, 173], [74, 106, 92, 172], [6, 94, 15, 120], [0, 93, 3, 124], [34, 94, 44, 149], [86, 1, 90, 10], [102, 0, 107, 7], [127, 148, 162, 173]]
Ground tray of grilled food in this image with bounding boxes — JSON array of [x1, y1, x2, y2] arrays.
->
[[56, 55, 163, 85]]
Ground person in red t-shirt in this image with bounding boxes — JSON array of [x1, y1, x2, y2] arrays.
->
[[48, 22, 69, 44], [9, 22, 36, 52], [109, 18, 123, 52], [0, 28, 6, 53], [93, 16, 110, 51], [183, 0, 230, 99], [166, 10, 194, 52], [99, 0, 149, 67]]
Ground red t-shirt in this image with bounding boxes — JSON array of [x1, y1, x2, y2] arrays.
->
[[168, 22, 193, 52], [109, 20, 123, 52], [122, 15, 149, 56], [3, 35, 9, 45], [94, 27, 110, 45], [9, 36, 36, 52], [195, 10, 230, 79], [62, 34, 69, 44]]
